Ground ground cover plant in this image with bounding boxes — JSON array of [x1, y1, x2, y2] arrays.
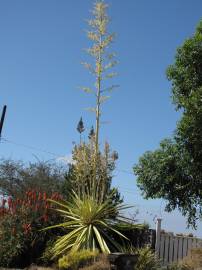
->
[[58, 249, 99, 270]]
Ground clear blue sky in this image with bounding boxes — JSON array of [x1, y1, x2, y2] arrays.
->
[[0, 0, 201, 236]]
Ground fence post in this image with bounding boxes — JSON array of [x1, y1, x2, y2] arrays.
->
[[155, 218, 162, 258]]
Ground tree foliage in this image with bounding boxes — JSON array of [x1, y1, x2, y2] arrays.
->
[[134, 20, 202, 228], [0, 159, 66, 198]]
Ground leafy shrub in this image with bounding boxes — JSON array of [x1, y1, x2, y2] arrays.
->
[[0, 190, 62, 267], [134, 247, 159, 270], [0, 159, 66, 199], [111, 222, 153, 250], [58, 249, 99, 269]]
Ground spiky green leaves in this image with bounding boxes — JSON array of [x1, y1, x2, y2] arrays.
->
[[44, 193, 129, 257]]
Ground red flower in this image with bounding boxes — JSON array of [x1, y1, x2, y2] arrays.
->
[[22, 223, 31, 234], [35, 203, 40, 211], [42, 214, 48, 222], [38, 192, 42, 201], [43, 192, 47, 201]]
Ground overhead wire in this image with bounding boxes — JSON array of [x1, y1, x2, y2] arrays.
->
[[1, 137, 62, 158], [1, 136, 135, 174], [1, 136, 164, 218]]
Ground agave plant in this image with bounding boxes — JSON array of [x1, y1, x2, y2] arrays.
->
[[44, 192, 130, 257]]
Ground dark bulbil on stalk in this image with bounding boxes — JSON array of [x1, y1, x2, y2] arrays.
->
[[88, 126, 95, 140], [77, 117, 85, 143]]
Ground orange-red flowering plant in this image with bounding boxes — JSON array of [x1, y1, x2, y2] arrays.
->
[[0, 189, 63, 268]]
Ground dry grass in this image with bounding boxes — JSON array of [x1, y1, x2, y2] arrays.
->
[[27, 265, 56, 270], [78, 254, 110, 270], [168, 248, 202, 270]]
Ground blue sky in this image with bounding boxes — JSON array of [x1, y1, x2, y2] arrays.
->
[[0, 0, 202, 236]]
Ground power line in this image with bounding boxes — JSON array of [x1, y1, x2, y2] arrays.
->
[[115, 169, 134, 175], [1, 137, 62, 158], [1, 137, 135, 175], [115, 186, 140, 195], [1, 136, 165, 218]]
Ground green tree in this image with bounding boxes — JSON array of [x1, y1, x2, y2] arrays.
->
[[81, 0, 118, 156], [134, 20, 202, 228], [0, 159, 66, 198]]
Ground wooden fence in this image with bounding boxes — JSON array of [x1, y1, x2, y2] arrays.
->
[[155, 219, 202, 266]]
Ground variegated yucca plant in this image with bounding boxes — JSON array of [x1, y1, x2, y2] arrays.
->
[[43, 0, 128, 258], [44, 192, 130, 257]]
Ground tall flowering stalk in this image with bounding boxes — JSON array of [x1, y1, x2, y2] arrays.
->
[[81, 1, 118, 168]]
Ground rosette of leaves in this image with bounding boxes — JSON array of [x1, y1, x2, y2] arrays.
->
[[44, 192, 130, 258]]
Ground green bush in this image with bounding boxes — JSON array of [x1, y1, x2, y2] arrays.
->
[[58, 249, 99, 270], [0, 190, 62, 267], [134, 247, 159, 270]]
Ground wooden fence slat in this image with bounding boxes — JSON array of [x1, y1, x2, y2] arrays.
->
[[164, 235, 170, 265], [182, 237, 188, 258], [155, 219, 162, 257], [160, 234, 165, 260], [173, 237, 179, 262], [192, 238, 197, 248], [187, 238, 193, 257], [168, 234, 174, 264], [196, 239, 202, 248], [178, 237, 183, 260]]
